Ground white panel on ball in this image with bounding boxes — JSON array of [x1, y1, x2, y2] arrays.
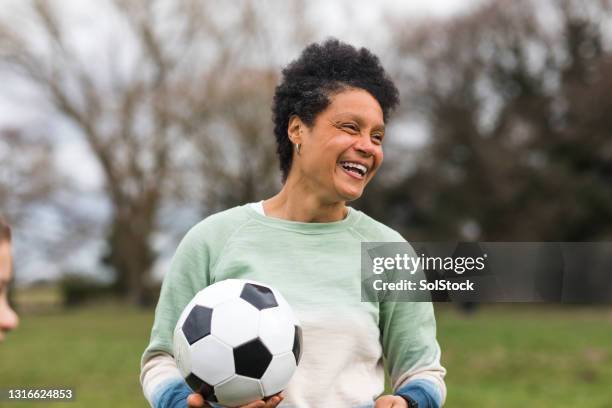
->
[[214, 375, 264, 407], [173, 329, 192, 378], [259, 352, 297, 397], [195, 279, 246, 308], [190, 335, 236, 386], [272, 288, 301, 326], [258, 306, 295, 354], [211, 298, 260, 347]]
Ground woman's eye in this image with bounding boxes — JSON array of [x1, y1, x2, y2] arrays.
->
[[373, 134, 384, 143], [342, 124, 359, 133]]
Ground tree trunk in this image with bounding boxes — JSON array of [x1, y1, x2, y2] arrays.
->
[[104, 207, 155, 306]]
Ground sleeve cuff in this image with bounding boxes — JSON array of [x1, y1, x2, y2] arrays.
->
[[395, 379, 442, 408], [152, 378, 192, 408]]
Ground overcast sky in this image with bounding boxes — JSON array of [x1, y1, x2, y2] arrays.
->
[[1, 0, 486, 187], [0, 0, 487, 284]]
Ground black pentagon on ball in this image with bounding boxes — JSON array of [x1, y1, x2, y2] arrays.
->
[[240, 283, 278, 310], [182, 305, 213, 345], [293, 325, 303, 365], [234, 338, 273, 379], [185, 373, 218, 402], [185, 373, 217, 402]]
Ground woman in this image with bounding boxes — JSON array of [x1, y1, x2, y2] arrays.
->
[[0, 218, 19, 343], [141, 39, 446, 408]]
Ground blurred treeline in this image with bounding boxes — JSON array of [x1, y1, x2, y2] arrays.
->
[[0, 0, 611, 305]]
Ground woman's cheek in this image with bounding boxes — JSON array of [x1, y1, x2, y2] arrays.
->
[[371, 150, 384, 175]]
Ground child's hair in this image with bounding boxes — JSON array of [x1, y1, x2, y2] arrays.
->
[[0, 217, 11, 243]]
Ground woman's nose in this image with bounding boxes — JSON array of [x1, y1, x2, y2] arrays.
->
[[355, 136, 377, 157]]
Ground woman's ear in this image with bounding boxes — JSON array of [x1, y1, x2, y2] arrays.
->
[[287, 115, 303, 145]]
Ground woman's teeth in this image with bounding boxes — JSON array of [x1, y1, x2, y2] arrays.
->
[[339, 161, 367, 177]]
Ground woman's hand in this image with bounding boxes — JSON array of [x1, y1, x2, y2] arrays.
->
[[187, 392, 284, 408], [374, 395, 409, 408]]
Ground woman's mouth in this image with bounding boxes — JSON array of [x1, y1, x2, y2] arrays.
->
[[338, 161, 368, 180]]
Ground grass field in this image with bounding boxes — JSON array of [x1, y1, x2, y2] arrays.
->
[[1, 304, 611, 407]]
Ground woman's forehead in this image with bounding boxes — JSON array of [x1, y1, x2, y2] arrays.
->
[[324, 89, 383, 121]]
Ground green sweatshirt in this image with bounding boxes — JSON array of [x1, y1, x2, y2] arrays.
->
[[141, 204, 446, 407]]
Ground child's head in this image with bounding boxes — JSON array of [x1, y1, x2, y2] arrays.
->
[[0, 217, 19, 342]]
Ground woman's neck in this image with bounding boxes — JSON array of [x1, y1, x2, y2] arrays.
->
[[263, 182, 347, 223]]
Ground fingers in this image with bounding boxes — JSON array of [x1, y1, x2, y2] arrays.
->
[[189, 392, 284, 408], [263, 393, 284, 408], [374, 395, 408, 408], [239, 392, 283, 408], [240, 400, 265, 408], [374, 399, 388, 408], [186, 393, 209, 408]]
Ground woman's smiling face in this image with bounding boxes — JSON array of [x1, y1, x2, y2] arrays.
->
[[289, 88, 385, 203]]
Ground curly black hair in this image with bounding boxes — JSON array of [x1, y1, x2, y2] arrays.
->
[[272, 38, 400, 182]]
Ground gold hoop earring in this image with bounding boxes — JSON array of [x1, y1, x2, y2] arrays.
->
[[295, 143, 301, 155]]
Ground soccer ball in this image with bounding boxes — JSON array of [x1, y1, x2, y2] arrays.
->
[[173, 279, 302, 407]]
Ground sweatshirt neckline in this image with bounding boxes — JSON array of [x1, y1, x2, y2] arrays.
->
[[242, 204, 361, 234]]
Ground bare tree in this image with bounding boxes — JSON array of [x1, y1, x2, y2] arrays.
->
[[0, 126, 98, 283], [364, 0, 612, 241], [0, 0, 312, 304], [0, 128, 56, 223]]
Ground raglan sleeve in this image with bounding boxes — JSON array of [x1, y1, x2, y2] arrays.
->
[[379, 243, 447, 408], [140, 223, 212, 408]]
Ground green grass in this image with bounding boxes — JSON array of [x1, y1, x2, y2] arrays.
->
[[1, 304, 611, 407], [435, 305, 612, 407], [0, 305, 154, 408]]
